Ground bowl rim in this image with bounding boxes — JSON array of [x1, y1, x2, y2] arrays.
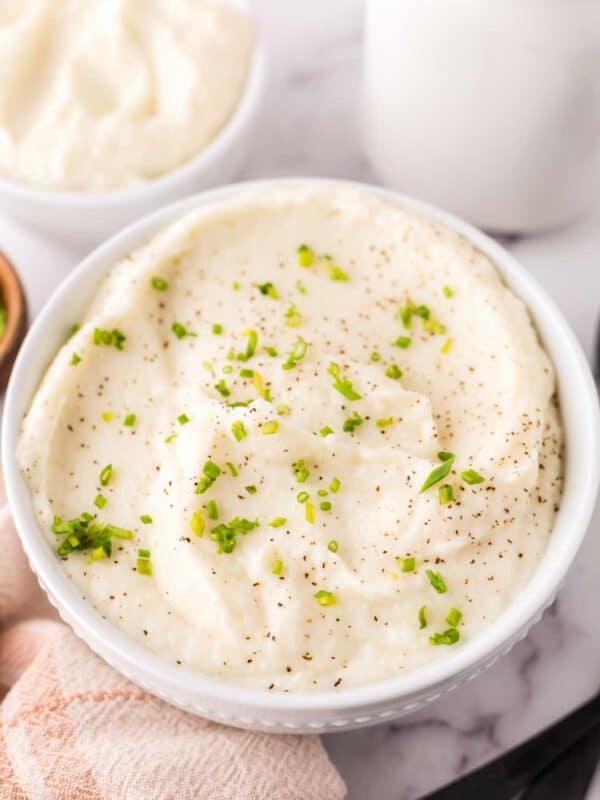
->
[[0, 13, 265, 208], [3, 177, 599, 714]]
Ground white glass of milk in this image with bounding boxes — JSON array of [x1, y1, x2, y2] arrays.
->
[[363, 0, 600, 233]]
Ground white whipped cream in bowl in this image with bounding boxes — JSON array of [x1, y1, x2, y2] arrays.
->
[[0, 0, 264, 242], [4, 180, 599, 731]]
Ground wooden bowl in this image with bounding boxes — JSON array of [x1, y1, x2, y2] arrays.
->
[[0, 253, 27, 390]]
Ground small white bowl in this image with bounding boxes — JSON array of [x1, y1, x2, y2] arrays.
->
[[0, 16, 265, 246], [3, 179, 599, 733]]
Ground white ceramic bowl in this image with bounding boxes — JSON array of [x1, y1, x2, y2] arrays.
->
[[3, 179, 599, 734], [0, 8, 265, 246]]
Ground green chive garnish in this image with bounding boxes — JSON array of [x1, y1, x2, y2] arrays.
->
[[461, 469, 484, 485], [94, 494, 107, 509], [398, 556, 415, 573], [240, 368, 254, 378], [151, 276, 168, 291], [231, 420, 247, 442], [191, 510, 205, 537], [282, 337, 308, 370], [261, 420, 279, 435], [172, 322, 196, 339], [257, 282, 279, 299], [329, 264, 349, 282], [293, 460, 309, 483], [418, 606, 427, 629], [328, 540, 338, 553], [123, 413, 136, 427], [225, 461, 238, 477], [329, 476, 341, 493], [446, 608, 462, 627], [71, 352, 81, 366], [420, 452, 455, 492], [439, 484, 453, 504], [305, 502, 315, 523], [101, 411, 114, 422], [385, 363, 403, 380], [237, 329, 258, 361], [211, 323, 223, 335], [207, 500, 218, 520], [394, 336, 411, 349], [99, 464, 112, 487], [443, 285, 454, 298], [195, 460, 221, 494], [426, 569, 448, 594], [140, 515, 152, 524], [284, 304, 303, 327], [370, 351, 381, 362], [320, 426, 334, 437], [314, 589, 336, 607], [342, 411, 363, 433], [297, 244, 314, 267], [320, 501, 332, 511], [265, 346, 278, 357], [376, 417, 394, 428], [328, 362, 362, 400], [93, 328, 126, 350], [269, 517, 287, 528], [297, 491, 309, 504], [245, 485, 257, 495], [272, 559, 283, 575], [137, 557, 153, 576], [430, 628, 460, 646], [177, 414, 190, 425], [215, 379, 230, 397]]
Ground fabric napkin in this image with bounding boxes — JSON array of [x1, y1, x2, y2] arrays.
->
[[0, 476, 347, 800]]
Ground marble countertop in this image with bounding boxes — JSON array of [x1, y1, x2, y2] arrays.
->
[[0, 2, 598, 798]]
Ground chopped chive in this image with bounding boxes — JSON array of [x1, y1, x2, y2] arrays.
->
[[439, 484, 453, 504], [293, 460, 309, 483], [140, 515, 152, 525], [370, 351, 381, 362], [297, 491, 309, 504], [207, 500, 219, 520], [123, 413, 136, 427], [69, 323, 81, 338], [210, 517, 259, 554], [222, 364, 233, 374], [418, 605, 427, 629], [446, 608, 463, 627], [225, 461, 238, 477], [272, 559, 283, 575], [276, 404, 291, 416], [423, 316, 446, 335], [71, 352, 81, 366], [328, 362, 362, 400], [269, 517, 287, 528], [441, 338, 453, 354], [297, 244, 314, 267], [93, 327, 126, 350], [282, 337, 308, 370], [191, 510, 205, 537], [342, 411, 363, 433], [329, 477, 341, 493], [211, 323, 223, 335], [314, 589, 336, 607], [245, 485, 257, 495], [415, 304, 431, 320], [91, 545, 107, 561], [317, 489, 328, 497], [398, 556, 416, 573], [297, 281, 307, 295], [328, 540, 338, 553], [329, 264, 349, 282], [265, 346, 278, 357], [195, 460, 221, 494], [99, 464, 113, 487], [430, 628, 460, 646], [398, 303, 414, 329], [214, 379, 230, 397], [320, 501, 332, 511], [284, 304, 303, 327], [426, 569, 448, 594], [138, 548, 151, 558], [165, 433, 178, 443], [443, 285, 454, 298], [232, 280, 240, 291], [172, 322, 196, 339], [394, 336, 412, 349], [231, 420, 247, 442], [385, 363, 403, 380], [237, 329, 258, 361], [261, 420, 279, 435], [305, 502, 315, 523], [151, 276, 168, 291], [137, 557, 153, 576], [461, 469, 484, 485], [319, 425, 334, 437], [376, 417, 394, 428], [240, 368, 254, 378], [101, 411, 114, 423], [420, 452, 455, 492], [177, 413, 190, 425], [257, 282, 279, 299], [94, 494, 107, 509]]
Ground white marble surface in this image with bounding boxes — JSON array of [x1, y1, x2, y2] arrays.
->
[[0, 2, 598, 798]]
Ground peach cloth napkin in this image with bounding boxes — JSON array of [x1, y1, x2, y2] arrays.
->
[[0, 477, 346, 800]]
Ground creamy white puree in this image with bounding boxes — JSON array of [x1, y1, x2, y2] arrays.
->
[[0, 0, 253, 190], [17, 187, 562, 690]]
